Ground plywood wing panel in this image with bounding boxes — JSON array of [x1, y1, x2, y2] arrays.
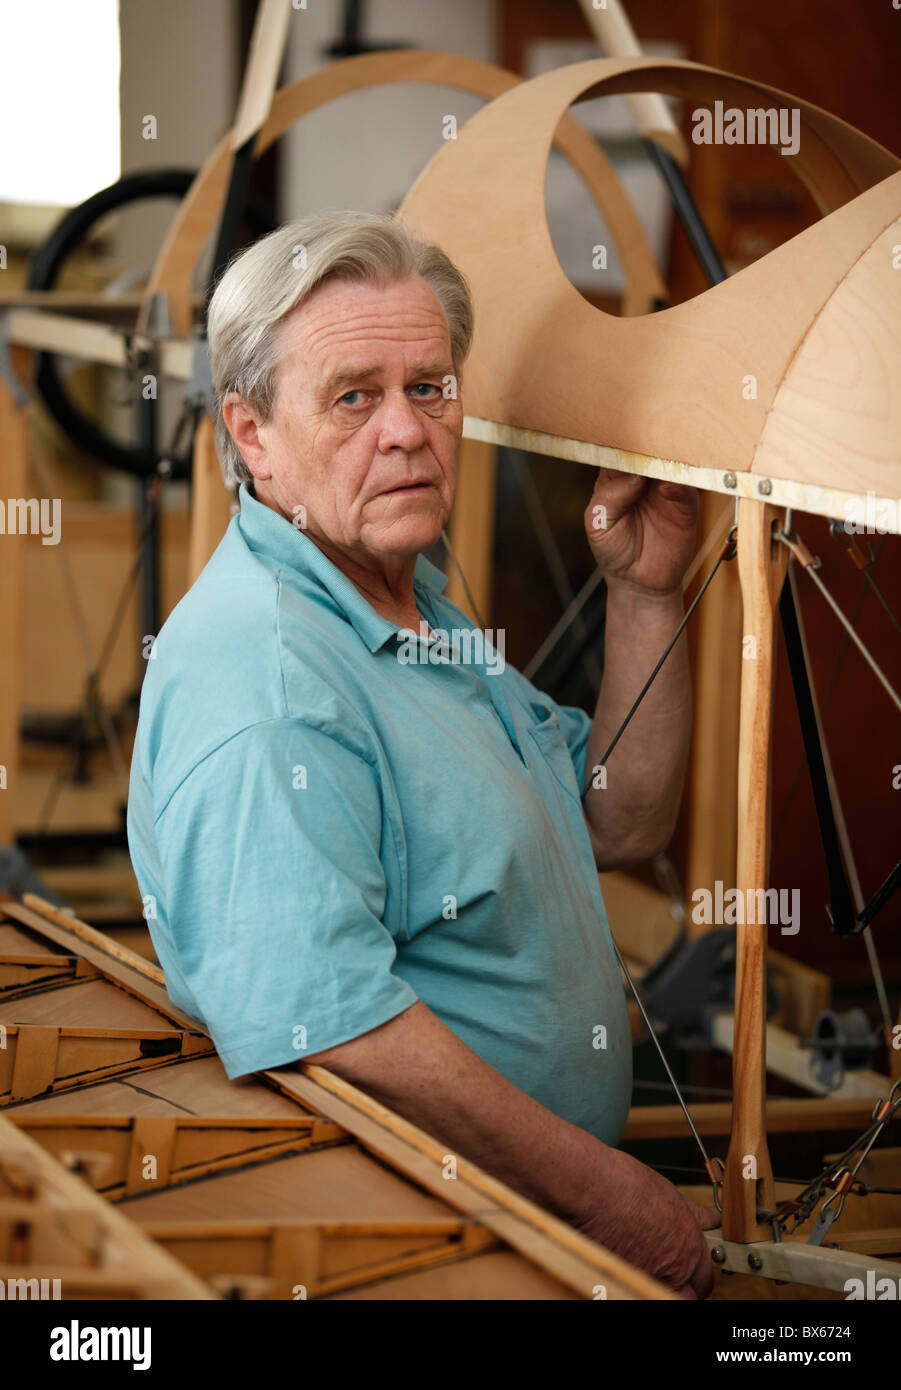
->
[[327, 1248, 580, 1300], [754, 217, 901, 495], [120, 1146, 458, 1223], [398, 57, 901, 500], [0, 978, 183, 1030]]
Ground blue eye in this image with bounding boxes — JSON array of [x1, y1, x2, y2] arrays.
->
[[340, 390, 364, 406], [411, 383, 440, 399]]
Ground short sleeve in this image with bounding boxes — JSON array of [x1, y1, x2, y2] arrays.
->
[[502, 664, 594, 792], [152, 718, 418, 1078]]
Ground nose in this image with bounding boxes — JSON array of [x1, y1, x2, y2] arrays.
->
[[375, 388, 429, 454]]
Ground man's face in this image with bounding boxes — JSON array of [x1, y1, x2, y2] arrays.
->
[[242, 274, 462, 567]]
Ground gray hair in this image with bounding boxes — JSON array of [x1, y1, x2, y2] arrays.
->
[[207, 210, 475, 489]]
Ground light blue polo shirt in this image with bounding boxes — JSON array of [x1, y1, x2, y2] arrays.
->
[[127, 482, 632, 1144]]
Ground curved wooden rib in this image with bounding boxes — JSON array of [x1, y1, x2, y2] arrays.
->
[[398, 57, 901, 500], [140, 50, 667, 338], [754, 216, 901, 497]]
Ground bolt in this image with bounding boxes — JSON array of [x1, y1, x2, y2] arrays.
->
[[757, 478, 773, 496], [723, 472, 737, 489], [710, 1246, 726, 1264], [748, 1253, 764, 1271]]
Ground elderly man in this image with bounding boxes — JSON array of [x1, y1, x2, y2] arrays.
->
[[127, 210, 717, 1297]]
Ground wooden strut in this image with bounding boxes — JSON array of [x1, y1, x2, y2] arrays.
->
[[721, 501, 789, 1241]]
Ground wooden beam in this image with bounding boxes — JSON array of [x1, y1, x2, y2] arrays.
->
[[4, 310, 193, 379], [684, 492, 741, 916], [13, 1113, 346, 1198], [5, 897, 198, 1028], [722, 501, 786, 1241], [271, 1064, 671, 1301], [712, 1014, 889, 1100], [826, 1228, 901, 1257], [768, 949, 832, 1039], [188, 414, 233, 584], [230, 0, 292, 150], [0, 952, 99, 999], [601, 871, 679, 967], [461, 417, 901, 536], [143, 1216, 499, 1300], [622, 1095, 881, 1142], [0, 1023, 214, 1104], [445, 437, 497, 622], [577, 0, 688, 164]]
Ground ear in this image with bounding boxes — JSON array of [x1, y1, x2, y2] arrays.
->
[[221, 393, 272, 480]]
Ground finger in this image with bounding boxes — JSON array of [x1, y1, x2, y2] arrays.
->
[[587, 470, 646, 527], [652, 479, 700, 512]]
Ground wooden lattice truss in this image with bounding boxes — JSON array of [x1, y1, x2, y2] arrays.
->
[[1, 894, 899, 1300], [0, 894, 669, 1300]]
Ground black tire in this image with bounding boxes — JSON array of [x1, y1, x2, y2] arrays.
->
[[26, 169, 277, 476]]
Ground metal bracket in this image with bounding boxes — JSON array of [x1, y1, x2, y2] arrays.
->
[[184, 333, 213, 414], [800, 1008, 879, 1091], [0, 309, 31, 406]]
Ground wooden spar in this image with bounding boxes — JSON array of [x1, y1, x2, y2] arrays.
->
[[228, 0, 292, 153], [445, 437, 498, 621], [3, 308, 194, 379], [459, 418, 901, 536], [187, 415, 234, 584], [721, 501, 788, 1241]]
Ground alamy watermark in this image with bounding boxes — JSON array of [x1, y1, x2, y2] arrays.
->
[[396, 626, 505, 675], [841, 492, 901, 535], [50, 1321, 151, 1370], [1, 1276, 61, 1299], [692, 880, 799, 934], [0, 497, 61, 545], [691, 101, 800, 157]]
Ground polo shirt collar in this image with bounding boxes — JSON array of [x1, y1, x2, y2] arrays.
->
[[236, 481, 449, 653]]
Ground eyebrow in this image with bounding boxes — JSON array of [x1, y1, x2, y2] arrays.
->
[[320, 361, 454, 399]]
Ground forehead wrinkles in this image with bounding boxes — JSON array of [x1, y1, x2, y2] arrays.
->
[[302, 306, 449, 366], [285, 280, 449, 359]]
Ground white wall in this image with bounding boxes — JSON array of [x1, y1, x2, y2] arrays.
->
[[281, 0, 498, 218], [118, 0, 239, 267], [110, 0, 240, 503]]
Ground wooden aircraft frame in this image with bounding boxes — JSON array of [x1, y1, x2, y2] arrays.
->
[[1, 42, 899, 1293]]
